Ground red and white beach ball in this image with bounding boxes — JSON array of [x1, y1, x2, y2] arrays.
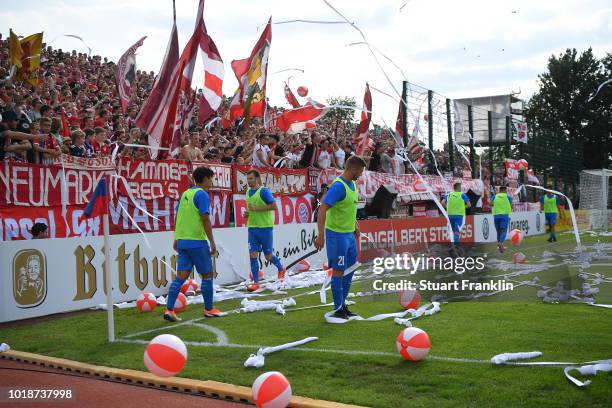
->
[[136, 293, 157, 313], [297, 86, 308, 97], [296, 259, 311, 272], [398, 290, 421, 310], [517, 159, 528, 171], [144, 334, 187, 377], [396, 327, 431, 362], [326, 268, 333, 278], [512, 252, 526, 264], [180, 278, 198, 296], [174, 292, 187, 313], [323, 262, 328, 270], [510, 229, 524, 246], [252, 371, 292, 408]]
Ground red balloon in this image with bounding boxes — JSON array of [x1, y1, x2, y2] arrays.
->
[[423, 114, 429, 122], [297, 86, 309, 97]]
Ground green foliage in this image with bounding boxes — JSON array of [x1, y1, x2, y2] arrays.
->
[[525, 48, 612, 171], [326, 96, 357, 124]]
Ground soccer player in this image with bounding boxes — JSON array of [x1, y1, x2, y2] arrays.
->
[[245, 170, 286, 292], [442, 182, 471, 245], [540, 192, 559, 242], [491, 185, 513, 253], [314, 156, 367, 323], [164, 166, 221, 322]]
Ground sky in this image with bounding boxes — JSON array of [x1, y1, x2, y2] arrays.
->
[[2, 0, 611, 125]]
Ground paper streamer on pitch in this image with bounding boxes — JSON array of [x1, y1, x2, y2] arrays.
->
[[564, 361, 612, 387], [491, 351, 542, 365], [525, 185, 581, 250], [244, 337, 319, 368]]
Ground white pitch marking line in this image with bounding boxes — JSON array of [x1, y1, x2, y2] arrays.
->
[[122, 317, 207, 339], [116, 338, 579, 368]]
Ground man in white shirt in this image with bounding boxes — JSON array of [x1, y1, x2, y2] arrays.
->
[[252, 133, 270, 167], [317, 138, 333, 169], [389, 148, 404, 176], [331, 138, 345, 169]]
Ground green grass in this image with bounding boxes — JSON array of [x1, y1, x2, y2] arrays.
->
[[3, 232, 612, 408]]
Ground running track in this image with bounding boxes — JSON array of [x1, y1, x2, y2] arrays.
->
[[0, 359, 246, 408]]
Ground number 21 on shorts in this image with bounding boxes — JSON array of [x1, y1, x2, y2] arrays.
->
[[337, 256, 345, 266]]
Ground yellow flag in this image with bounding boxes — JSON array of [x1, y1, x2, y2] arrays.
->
[[15, 32, 43, 87], [8, 29, 23, 69]]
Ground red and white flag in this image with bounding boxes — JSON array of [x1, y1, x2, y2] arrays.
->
[[395, 99, 406, 145], [115, 36, 146, 113], [198, 25, 225, 123], [353, 83, 374, 155], [135, 22, 179, 158], [276, 101, 327, 134], [284, 82, 300, 108]]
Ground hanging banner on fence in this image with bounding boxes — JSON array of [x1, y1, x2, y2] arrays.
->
[[1, 191, 231, 241], [116, 157, 190, 200], [0, 160, 116, 208], [506, 159, 527, 180], [52, 154, 115, 170], [233, 194, 314, 227], [314, 168, 483, 199], [234, 165, 309, 195], [192, 162, 233, 192], [308, 167, 322, 194]]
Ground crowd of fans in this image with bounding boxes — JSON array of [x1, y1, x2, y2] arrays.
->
[[0, 32, 476, 178]]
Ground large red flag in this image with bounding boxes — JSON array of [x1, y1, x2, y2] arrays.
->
[[276, 101, 327, 134], [135, 21, 179, 158], [115, 36, 147, 113], [228, 18, 272, 124], [353, 83, 374, 155]]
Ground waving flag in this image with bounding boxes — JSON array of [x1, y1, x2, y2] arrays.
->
[[284, 82, 301, 108], [9, 30, 43, 86], [79, 178, 109, 221], [395, 99, 406, 144], [276, 101, 327, 134], [228, 17, 272, 124], [353, 83, 374, 155], [198, 24, 225, 123], [513, 120, 528, 144], [136, 21, 179, 158], [115, 36, 147, 112]]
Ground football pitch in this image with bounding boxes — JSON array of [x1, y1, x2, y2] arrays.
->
[[3, 232, 612, 408]]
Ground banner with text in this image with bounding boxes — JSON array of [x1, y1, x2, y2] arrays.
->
[[234, 165, 309, 196], [233, 194, 314, 227]]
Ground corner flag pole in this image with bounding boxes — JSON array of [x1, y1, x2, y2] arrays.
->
[[103, 176, 115, 342]]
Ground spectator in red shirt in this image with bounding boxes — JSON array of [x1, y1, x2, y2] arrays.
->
[[35, 117, 61, 164], [92, 127, 110, 156], [94, 109, 109, 128]]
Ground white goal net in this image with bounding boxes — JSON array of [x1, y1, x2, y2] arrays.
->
[[579, 169, 612, 230]]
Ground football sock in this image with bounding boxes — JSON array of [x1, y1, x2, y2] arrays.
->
[[201, 278, 214, 311], [331, 276, 344, 311], [166, 276, 186, 311], [250, 257, 260, 283]]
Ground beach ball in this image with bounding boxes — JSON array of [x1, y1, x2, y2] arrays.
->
[[412, 178, 428, 192], [297, 86, 308, 97], [326, 268, 333, 278], [517, 159, 528, 170], [180, 278, 198, 296], [296, 259, 311, 272], [396, 327, 430, 362], [252, 371, 292, 408], [510, 229, 524, 246], [136, 293, 157, 313], [144, 334, 187, 377], [399, 289, 421, 310], [174, 292, 187, 313], [512, 252, 526, 264], [305, 121, 316, 129], [323, 262, 328, 270]]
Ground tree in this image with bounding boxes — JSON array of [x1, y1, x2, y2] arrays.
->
[[325, 96, 357, 124], [525, 48, 611, 171]]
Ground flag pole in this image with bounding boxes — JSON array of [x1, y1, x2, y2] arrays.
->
[[172, 0, 176, 23], [103, 176, 115, 342]]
